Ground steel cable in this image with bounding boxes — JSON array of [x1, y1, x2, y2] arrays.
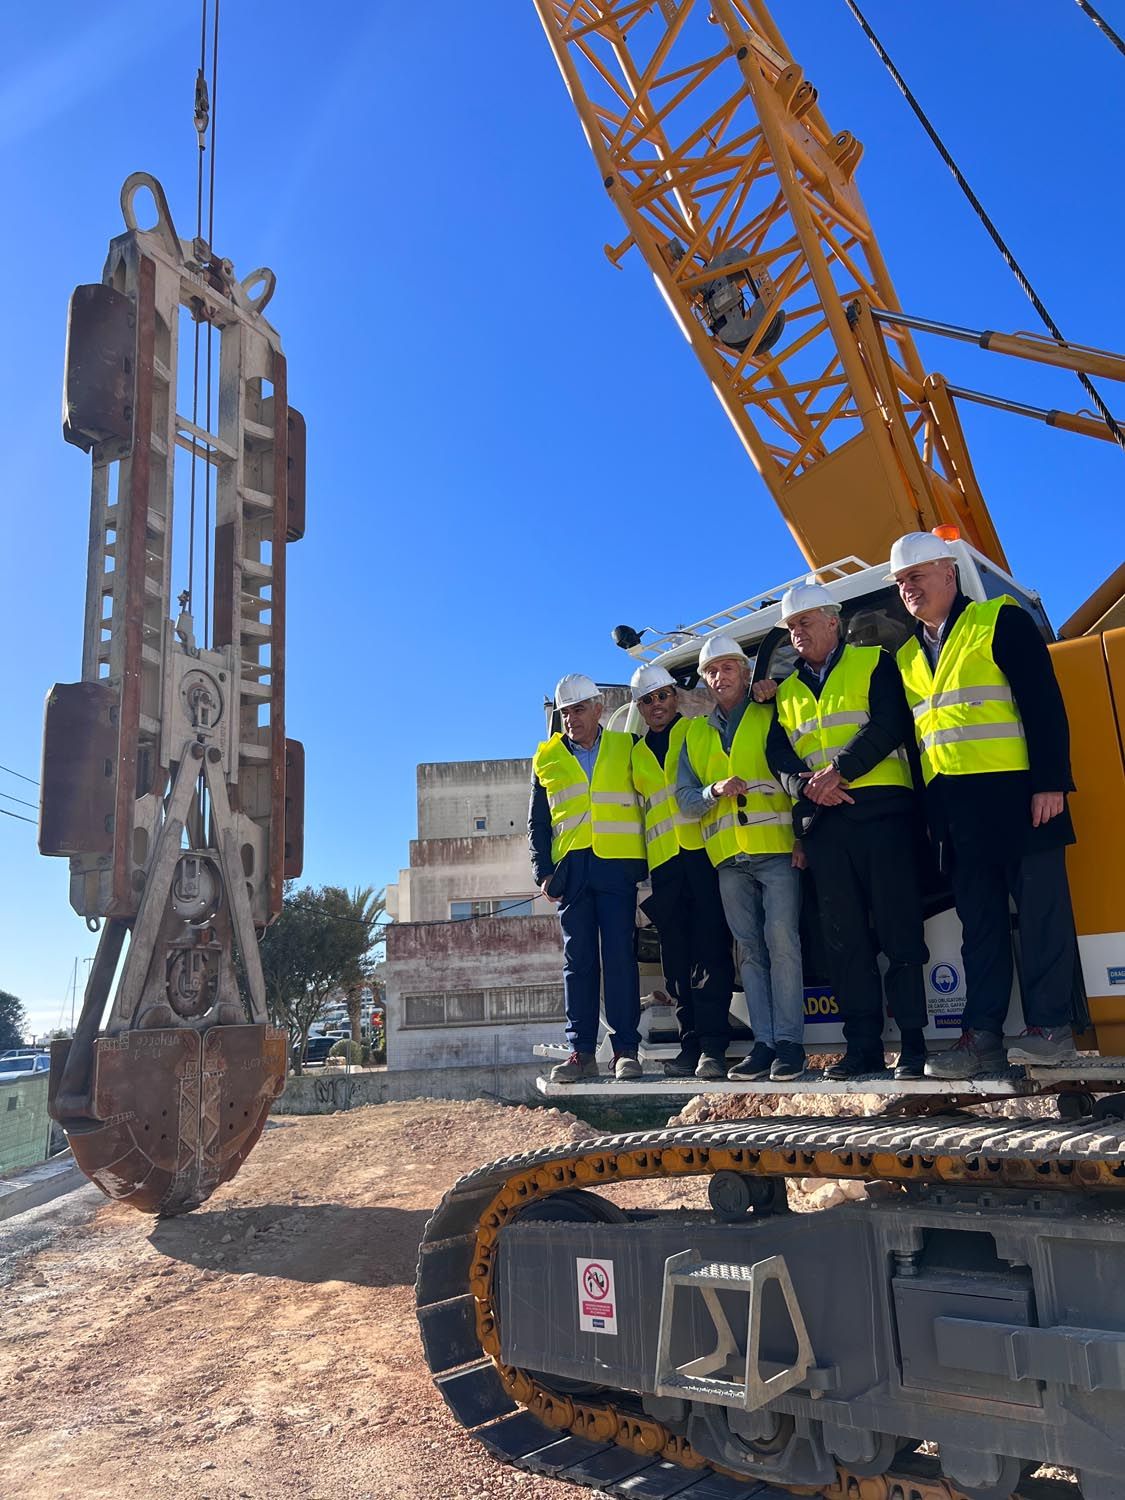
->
[[1074, 0, 1125, 57], [204, 0, 220, 653], [843, 0, 1125, 451]]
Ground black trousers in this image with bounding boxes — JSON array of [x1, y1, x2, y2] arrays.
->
[[804, 811, 928, 1049], [643, 849, 735, 1060], [951, 843, 1077, 1035]]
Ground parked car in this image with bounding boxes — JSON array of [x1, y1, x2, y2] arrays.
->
[[291, 1034, 336, 1070], [0, 1053, 51, 1080]]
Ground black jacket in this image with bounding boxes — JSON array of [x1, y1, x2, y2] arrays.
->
[[911, 593, 1075, 858], [528, 739, 646, 897], [766, 643, 917, 833]]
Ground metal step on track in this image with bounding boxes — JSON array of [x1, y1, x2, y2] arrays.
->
[[415, 1115, 1112, 1500]]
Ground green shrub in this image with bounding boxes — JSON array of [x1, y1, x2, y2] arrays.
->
[[328, 1039, 364, 1065]]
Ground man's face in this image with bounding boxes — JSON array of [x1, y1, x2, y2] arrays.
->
[[701, 657, 749, 712], [637, 685, 678, 733], [787, 608, 839, 666], [895, 560, 957, 624], [560, 697, 602, 748]]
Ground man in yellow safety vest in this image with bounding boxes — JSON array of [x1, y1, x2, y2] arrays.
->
[[889, 532, 1081, 1079], [530, 674, 648, 1083], [629, 663, 735, 1080], [675, 635, 806, 1083], [767, 582, 929, 1080]]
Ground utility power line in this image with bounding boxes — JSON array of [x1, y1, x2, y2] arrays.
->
[[0, 762, 39, 787]]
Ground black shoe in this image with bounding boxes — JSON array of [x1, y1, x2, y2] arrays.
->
[[894, 1030, 928, 1081], [825, 1050, 886, 1081], [663, 1051, 700, 1078], [769, 1042, 806, 1082], [728, 1042, 775, 1081]]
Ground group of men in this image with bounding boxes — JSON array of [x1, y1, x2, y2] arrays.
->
[[529, 530, 1082, 1085]]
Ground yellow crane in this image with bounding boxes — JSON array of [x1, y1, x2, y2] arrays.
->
[[531, 0, 1125, 1053], [531, 0, 1124, 576], [417, 8, 1125, 1499]]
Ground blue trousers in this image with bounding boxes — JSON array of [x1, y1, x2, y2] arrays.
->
[[558, 871, 641, 1056], [717, 853, 805, 1049]]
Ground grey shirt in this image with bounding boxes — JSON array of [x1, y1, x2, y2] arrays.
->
[[674, 693, 751, 822]]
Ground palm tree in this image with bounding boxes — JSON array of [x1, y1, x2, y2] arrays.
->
[[336, 885, 386, 1042]]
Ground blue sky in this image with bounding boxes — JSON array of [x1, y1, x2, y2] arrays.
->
[[3, 2, 1123, 1036]]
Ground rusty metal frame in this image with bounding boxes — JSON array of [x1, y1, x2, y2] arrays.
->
[[57, 171, 297, 927], [41, 172, 303, 1214]]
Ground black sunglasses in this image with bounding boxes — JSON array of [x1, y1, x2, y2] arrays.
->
[[639, 688, 675, 706], [736, 793, 748, 824]]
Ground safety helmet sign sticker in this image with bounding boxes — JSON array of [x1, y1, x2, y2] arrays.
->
[[577, 1256, 618, 1335], [929, 962, 960, 995]]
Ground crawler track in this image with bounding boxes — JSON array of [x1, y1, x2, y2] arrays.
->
[[416, 1113, 1125, 1499]]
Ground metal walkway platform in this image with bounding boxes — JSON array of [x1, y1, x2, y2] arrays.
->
[[534, 1055, 1125, 1101]]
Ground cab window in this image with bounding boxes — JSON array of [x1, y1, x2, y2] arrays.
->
[[975, 561, 1054, 640]]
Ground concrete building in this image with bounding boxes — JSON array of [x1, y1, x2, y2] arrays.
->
[[383, 691, 634, 1080], [384, 757, 563, 1072]]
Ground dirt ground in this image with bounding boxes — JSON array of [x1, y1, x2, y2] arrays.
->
[[0, 1094, 1071, 1499], [0, 1099, 702, 1500]]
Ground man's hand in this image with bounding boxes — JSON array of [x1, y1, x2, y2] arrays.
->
[[1031, 791, 1065, 828], [802, 766, 854, 806], [752, 678, 778, 703], [713, 776, 750, 798], [791, 842, 807, 871], [540, 876, 561, 904]]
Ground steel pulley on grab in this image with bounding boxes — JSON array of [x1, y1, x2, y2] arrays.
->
[[38, 172, 306, 1215]]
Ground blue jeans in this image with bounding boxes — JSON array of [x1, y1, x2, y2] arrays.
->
[[717, 853, 804, 1049]]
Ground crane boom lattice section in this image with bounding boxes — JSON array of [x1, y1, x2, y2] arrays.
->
[[533, 0, 1005, 568]]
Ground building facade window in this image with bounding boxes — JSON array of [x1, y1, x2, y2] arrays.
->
[[401, 984, 565, 1029], [449, 896, 536, 920], [474, 816, 487, 831]]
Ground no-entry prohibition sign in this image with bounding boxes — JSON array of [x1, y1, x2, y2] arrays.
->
[[576, 1256, 618, 1335]]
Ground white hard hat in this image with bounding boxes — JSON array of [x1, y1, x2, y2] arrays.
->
[[629, 664, 676, 702], [555, 673, 601, 710], [697, 633, 748, 671], [884, 531, 953, 580], [779, 581, 842, 624]]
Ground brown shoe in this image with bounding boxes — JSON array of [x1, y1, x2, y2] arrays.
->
[[550, 1051, 598, 1084]]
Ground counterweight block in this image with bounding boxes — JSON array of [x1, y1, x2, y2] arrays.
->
[[51, 1023, 286, 1215]]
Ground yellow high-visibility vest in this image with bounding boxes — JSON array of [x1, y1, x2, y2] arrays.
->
[[532, 730, 645, 864], [896, 597, 1030, 783], [686, 705, 794, 865], [775, 644, 912, 792], [630, 717, 705, 871]]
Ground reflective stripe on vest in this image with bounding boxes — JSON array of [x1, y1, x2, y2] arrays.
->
[[896, 597, 1029, 783], [686, 706, 794, 865], [630, 717, 704, 870], [532, 730, 645, 863], [775, 644, 912, 792]]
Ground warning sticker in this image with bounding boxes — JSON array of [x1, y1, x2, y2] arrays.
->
[[576, 1256, 618, 1335]]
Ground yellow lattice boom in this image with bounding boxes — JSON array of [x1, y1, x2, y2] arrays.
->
[[533, 0, 1008, 569]]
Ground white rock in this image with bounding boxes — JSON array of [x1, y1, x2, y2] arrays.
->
[[808, 1183, 847, 1210]]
